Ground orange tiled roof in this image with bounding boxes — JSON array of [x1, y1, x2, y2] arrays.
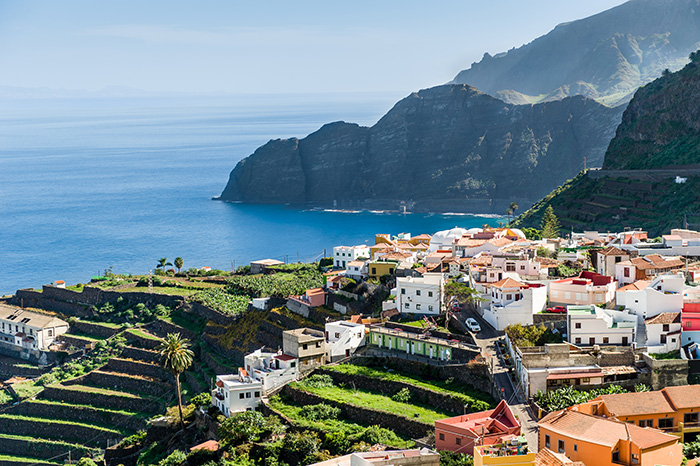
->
[[456, 238, 488, 247], [617, 280, 651, 292], [535, 449, 586, 466], [491, 277, 526, 289], [663, 385, 700, 410], [645, 312, 681, 325], [488, 237, 515, 248], [599, 391, 675, 417], [598, 246, 628, 256], [631, 255, 684, 271]]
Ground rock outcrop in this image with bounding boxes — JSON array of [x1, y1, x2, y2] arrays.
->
[[219, 85, 623, 213]]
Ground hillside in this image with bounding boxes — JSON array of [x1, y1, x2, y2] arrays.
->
[[513, 54, 700, 236], [218, 85, 622, 214], [451, 0, 700, 106]]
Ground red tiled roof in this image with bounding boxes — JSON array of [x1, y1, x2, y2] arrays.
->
[[491, 278, 526, 289], [631, 255, 684, 271], [662, 385, 700, 410], [547, 371, 603, 380], [598, 246, 628, 256], [190, 440, 219, 452], [617, 280, 651, 292], [645, 312, 681, 325], [274, 354, 295, 362], [600, 391, 675, 417]]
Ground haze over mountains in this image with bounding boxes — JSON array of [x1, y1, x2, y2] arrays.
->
[[219, 0, 700, 214], [452, 0, 700, 106]]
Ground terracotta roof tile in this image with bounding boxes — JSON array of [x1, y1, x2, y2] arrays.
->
[[662, 385, 700, 410], [645, 312, 681, 325], [617, 280, 651, 292], [491, 278, 526, 289], [598, 246, 628, 256], [599, 391, 675, 416]]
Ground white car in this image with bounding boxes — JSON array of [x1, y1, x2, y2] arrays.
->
[[465, 318, 481, 332]]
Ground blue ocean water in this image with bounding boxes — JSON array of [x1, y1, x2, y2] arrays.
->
[[0, 94, 500, 295]]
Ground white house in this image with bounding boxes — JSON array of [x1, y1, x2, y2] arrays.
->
[[644, 312, 681, 354], [243, 348, 298, 394], [615, 255, 685, 285], [595, 246, 631, 277], [567, 305, 637, 347], [482, 278, 547, 331], [212, 369, 263, 417], [333, 245, 370, 269], [345, 260, 368, 281], [325, 320, 366, 362], [616, 273, 684, 323], [397, 273, 444, 315], [0, 305, 69, 351], [490, 255, 542, 279]]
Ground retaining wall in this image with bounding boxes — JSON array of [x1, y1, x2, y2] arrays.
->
[[0, 435, 95, 460], [641, 353, 688, 389], [42, 385, 163, 413], [70, 320, 122, 339], [75, 371, 172, 397], [124, 331, 161, 350], [316, 368, 490, 414], [13, 400, 146, 431], [283, 385, 432, 439], [121, 346, 159, 364], [107, 358, 170, 382], [190, 302, 240, 327], [0, 416, 122, 447], [148, 318, 197, 341]]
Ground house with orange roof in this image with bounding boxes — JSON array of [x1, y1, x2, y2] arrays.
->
[[615, 254, 684, 286], [615, 273, 684, 323], [455, 236, 515, 258], [475, 439, 534, 466], [573, 384, 700, 443], [483, 278, 546, 331], [548, 271, 617, 307], [345, 260, 368, 281], [644, 312, 681, 353], [435, 400, 521, 455], [538, 409, 682, 466]]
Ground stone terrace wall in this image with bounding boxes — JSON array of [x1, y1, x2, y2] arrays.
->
[[149, 318, 197, 341], [42, 385, 163, 413], [354, 355, 492, 394], [13, 401, 146, 432], [107, 358, 170, 382], [76, 371, 172, 397], [642, 353, 688, 389], [0, 415, 122, 447], [121, 346, 159, 364], [316, 368, 486, 414], [125, 331, 161, 350], [189, 302, 240, 327], [0, 435, 95, 460], [12, 289, 91, 317], [283, 385, 432, 439], [70, 320, 122, 339]]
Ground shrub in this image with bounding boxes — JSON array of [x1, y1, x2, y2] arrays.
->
[[300, 374, 334, 389], [391, 388, 411, 403], [349, 425, 406, 447], [120, 430, 147, 448], [76, 459, 98, 466], [190, 392, 212, 407], [37, 372, 58, 386], [158, 450, 187, 466], [324, 431, 350, 455], [439, 451, 474, 466], [299, 403, 341, 421]]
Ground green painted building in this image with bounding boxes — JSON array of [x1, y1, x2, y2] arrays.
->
[[368, 326, 453, 361]]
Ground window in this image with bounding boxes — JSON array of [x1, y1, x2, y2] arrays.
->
[[416, 304, 421, 310], [582, 378, 590, 383], [239, 393, 245, 399], [372, 268, 376, 275], [589, 337, 595, 345], [612, 451, 620, 463], [603, 337, 609, 344], [520, 265, 525, 270], [575, 338, 581, 344], [545, 435, 550, 448], [415, 290, 421, 296], [506, 294, 512, 300], [575, 322, 581, 329], [632, 454, 639, 464], [335, 332, 340, 338], [316, 342, 321, 348], [290, 362, 296, 368], [574, 444, 577, 452], [661, 334, 667, 344], [405, 303, 410, 309], [558, 440, 565, 453], [624, 268, 630, 277], [255, 391, 260, 398], [303, 344, 308, 350], [688, 321, 693, 328], [659, 418, 673, 429], [684, 413, 699, 424], [401, 288, 406, 294], [639, 419, 653, 428], [246, 392, 251, 398], [439, 433, 445, 441], [456, 438, 461, 445], [47, 329, 53, 337], [506, 264, 516, 272], [428, 291, 433, 297], [663, 324, 670, 332], [429, 306, 433, 312]]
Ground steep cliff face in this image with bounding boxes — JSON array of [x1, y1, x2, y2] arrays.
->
[[451, 0, 700, 106], [513, 55, 700, 235], [219, 85, 623, 212], [604, 54, 700, 169]]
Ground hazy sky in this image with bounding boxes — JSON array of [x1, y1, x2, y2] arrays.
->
[[0, 0, 629, 95]]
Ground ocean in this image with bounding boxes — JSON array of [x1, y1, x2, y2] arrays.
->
[[0, 93, 501, 295]]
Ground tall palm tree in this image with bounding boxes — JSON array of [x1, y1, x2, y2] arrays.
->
[[156, 333, 194, 431], [506, 208, 513, 225], [174, 257, 184, 273], [509, 202, 519, 219], [157, 257, 172, 272]]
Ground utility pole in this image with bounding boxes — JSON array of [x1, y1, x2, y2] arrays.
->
[[148, 270, 153, 293]]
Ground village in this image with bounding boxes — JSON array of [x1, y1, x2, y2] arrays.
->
[[3, 222, 700, 466]]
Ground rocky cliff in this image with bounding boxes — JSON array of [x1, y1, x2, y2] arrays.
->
[[218, 85, 623, 213], [513, 54, 700, 235], [451, 0, 700, 106]]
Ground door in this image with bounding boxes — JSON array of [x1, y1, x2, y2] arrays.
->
[[622, 336, 629, 346], [589, 337, 595, 346]]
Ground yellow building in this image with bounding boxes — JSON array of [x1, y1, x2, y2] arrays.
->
[[474, 440, 534, 466], [368, 260, 399, 279]]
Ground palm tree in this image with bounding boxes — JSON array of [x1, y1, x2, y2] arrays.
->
[[157, 257, 172, 272], [506, 208, 513, 225], [174, 257, 184, 273], [509, 202, 519, 219], [156, 333, 194, 431]]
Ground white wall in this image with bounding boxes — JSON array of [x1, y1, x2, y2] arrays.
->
[[326, 321, 365, 361], [483, 286, 546, 331], [397, 273, 442, 315], [333, 245, 370, 268], [646, 322, 681, 353], [616, 274, 684, 322], [567, 308, 636, 346]]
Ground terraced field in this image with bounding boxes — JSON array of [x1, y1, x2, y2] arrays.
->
[[0, 344, 173, 466]]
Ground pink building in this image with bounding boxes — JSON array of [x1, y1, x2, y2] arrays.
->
[[549, 271, 617, 307], [434, 400, 521, 455]]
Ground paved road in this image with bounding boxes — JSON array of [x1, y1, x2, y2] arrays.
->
[[457, 306, 540, 449]]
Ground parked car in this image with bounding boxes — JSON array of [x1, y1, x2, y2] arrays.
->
[[546, 306, 567, 313], [465, 318, 481, 332]]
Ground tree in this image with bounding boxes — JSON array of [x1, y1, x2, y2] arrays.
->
[[156, 333, 194, 432], [540, 206, 561, 238], [509, 202, 519, 218], [174, 257, 184, 273], [505, 208, 513, 225], [157, 257, 172, 272], [444, 281, 482, 308]]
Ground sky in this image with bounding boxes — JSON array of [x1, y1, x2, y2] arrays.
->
[[0, 0, 629, 95]]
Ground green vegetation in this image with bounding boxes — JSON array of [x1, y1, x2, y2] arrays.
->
[[11, 380, 44, 400], [540, 205, 561, 239], [120, 286, 201, 296], [0, 414, 126, 436], [444, 281, 483, 306], [534, 384, 628, 412], [192, 288, 250, 316], [440, 451, 474, 466], [684, 439, 700, 460], [292, 378, 454, 424], [0, 389, 12, 404], [227, 265, 323, 298], [505, 324, 563, 347], [0, 454, 62, 465], [218, 411, 285, 446], [156, 333, 194, 431], [650, 350, 681, 360], [325, 364, 493, 410], [127, 328, 161, 341], [93, 300, 171, 324], [25, 398, 140, 417]]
